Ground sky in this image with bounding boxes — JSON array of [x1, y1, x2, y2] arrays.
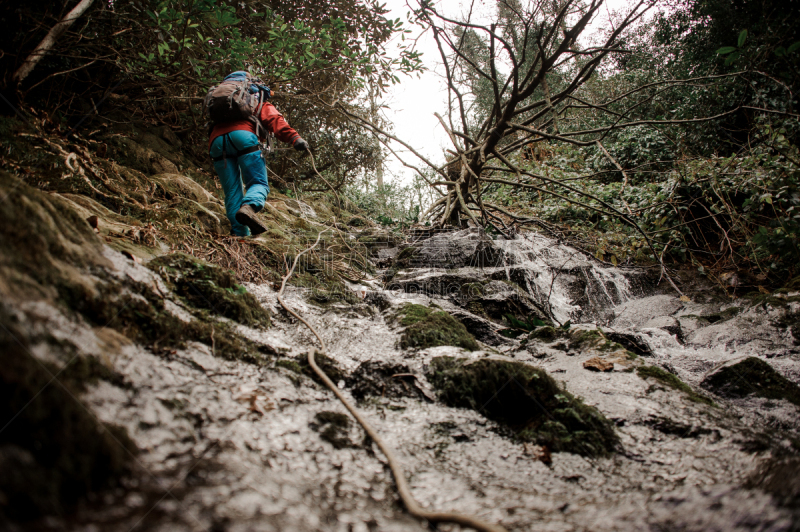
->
[[376, 0, 637, 184]]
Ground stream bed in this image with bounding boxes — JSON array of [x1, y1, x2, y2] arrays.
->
[[12, 229, 800, 531]]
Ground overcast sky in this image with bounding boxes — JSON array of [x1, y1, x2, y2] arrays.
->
[[376, 0, 636, 184]]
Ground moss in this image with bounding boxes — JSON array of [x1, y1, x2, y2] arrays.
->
[[393, 304, 479, 351], [0, 316, 135, 521], [701, 357, 800, 406], [347, 216, 367, 227], [275, 359, 304, 374], [637, 365, 714, 405], [465, 300, 488, 318], [311, 411, 353, 449], [460, 282, 486, 298], [384, 246, 419, 281], [74, 287, 265, 365], [530, 326, 559, 341], [60, 355, 129, 390], [569, 328, 606, 350], [784, 275, 800, 291], [291, 270, 359, 306], [296, 352, 346, 387], [148, 253, 270, 327], [428, 357, 618, 456]]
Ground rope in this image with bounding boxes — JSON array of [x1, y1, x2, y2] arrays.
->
[[276, 232, 508, 532]]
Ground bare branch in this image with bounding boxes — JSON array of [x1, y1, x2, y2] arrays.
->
[[14, 0, 96, 84]]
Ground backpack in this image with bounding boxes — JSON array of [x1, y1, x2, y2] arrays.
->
[[204, 71, 271, 136]]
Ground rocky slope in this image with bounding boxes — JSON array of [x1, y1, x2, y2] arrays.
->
[[1, 119, 799, 531]]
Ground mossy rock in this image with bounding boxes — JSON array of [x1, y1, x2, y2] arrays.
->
[[428, 357, 618, 456], [530, 326, 560, 341], [459, 282, 486, 298], [569, 328, 606, 351], [637, 365, 714, 405], [77, 289, 266, 364], [394, 304, 479, 351], [148, 253, 270, 328], [701, 357, 800, 406]]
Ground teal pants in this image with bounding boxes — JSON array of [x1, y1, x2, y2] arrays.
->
[[210, 130, 269, 237]]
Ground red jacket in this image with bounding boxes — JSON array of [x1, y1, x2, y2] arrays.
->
[[209, 102, 300, 149]]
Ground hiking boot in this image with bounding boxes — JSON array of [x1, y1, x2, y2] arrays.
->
[[235, 204, 268, 236]]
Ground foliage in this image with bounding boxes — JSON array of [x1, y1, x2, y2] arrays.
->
[[446, 0, 800, 286], [343, 172, 435, 227], [0, 0, 423, 194]]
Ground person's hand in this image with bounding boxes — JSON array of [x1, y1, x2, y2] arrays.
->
[[293, 138, 310, 152]]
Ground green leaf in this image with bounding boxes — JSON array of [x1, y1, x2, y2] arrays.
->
[[737, 29, 748, 48], [716, 46, 737, 55], [788, 41, 800, 54]]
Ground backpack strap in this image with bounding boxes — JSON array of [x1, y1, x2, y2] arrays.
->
[[251, 89, 266, 140], [211, 133, 261, 162]]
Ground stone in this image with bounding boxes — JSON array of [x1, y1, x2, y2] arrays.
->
[[583, 357, 614, 372], [641, 315, 682, 338], [612, 295, 684, 329]]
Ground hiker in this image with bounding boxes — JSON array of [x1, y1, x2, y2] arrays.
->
[[206, 71, 309, 236]]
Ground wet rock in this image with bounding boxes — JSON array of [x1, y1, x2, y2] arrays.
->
[[641, 315, 682, 338], [643, 416, 713, 438], [456, 279, 549, 324], [747, 455, 800, 513], [675, 314, 707, 337], [387, 229, 636, 324], [701, 357, 800, 406], [411, 228, 495, 269], [310, 411, 357, 449], [583, 357, 614, 372], [345, 361, 432, 402], [0, 313, 135, 521], [446, 308, 507, 346], [612, 295, 683, 329], [427, 356, 619, 456], [603, 331, 654, 356]]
